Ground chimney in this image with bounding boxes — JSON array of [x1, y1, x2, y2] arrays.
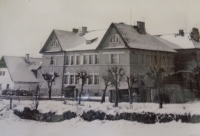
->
[[81, 27, 87, 34], [191, 28, 199, 42], [25, 54, 29, 63], [137, 21, 146, 34], [179, 30, 184, 36], [72, 28, 79, 33]]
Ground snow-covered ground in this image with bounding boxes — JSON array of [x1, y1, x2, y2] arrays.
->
[[1, 99, 200, 115], [1, 99, 200, 136]]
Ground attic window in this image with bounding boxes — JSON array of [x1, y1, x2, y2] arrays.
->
[[109, 34, 120, 43], [52, 39, 59, 47]]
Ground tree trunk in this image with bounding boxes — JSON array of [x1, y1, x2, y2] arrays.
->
[[115, 87, 118, 107], [78, 84, 83, 105], [128, 88, 133, 104], [48, 86, 51, 100], [157, 82, 162, 109], [101, 85, 107, 103]]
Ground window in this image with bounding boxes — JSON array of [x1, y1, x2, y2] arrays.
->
[[94, 55, 99, 64], [94, 75, 99, 84], [154, 56, 157, 65], [66, 56, 70, 65], [110, 34, 120, 43], [89, 55, 93, 64], [163, 56, 166, 66], [52, 39, 59, 47], [83, 55, 89, 64], [76, 56, 80, 65], [131, 53, 138, 64], [65, 75, 69, 84], [6, 84, 9, 89], [146, 55, 151, 65], [0, 84, 1, 90], [88, 75, 93, 84], [75, 75, 79, 84], [88, 69, 94, 84], [70, 75, 74, 84], [94, 68, 99, 84], [111, 54, 118, 64], [50, 57, 56, 65], [141, 55, 145, 64], [71, 56, 74, 65], [2, 71, 5, 76], [0, 71, 2, 76]]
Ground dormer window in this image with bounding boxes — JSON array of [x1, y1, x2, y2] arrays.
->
[[109, 34, 120, 43], [52, 39, 59, 47]]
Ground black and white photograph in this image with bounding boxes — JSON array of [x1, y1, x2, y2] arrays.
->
[[0, 0, 200, 136]]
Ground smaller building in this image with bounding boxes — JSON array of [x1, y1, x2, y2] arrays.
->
[[155, 28, 200, 102], [0, 54, 42, 91]]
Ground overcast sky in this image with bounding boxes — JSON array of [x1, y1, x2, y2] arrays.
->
[[0, 0, 200, 58]]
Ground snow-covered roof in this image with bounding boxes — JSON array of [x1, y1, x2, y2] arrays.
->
[[159, 34, 200, 49], [113, 23, 177, 53], [2, 56, 42, 82], [65, 30, 107, 51], [154, 36, 182, 49]]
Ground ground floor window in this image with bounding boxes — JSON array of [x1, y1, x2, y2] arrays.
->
[[65, 75, 69, 84], [70, 75, 74, 84], [94, 75, 99, 84], [88, 75, 93, 84]]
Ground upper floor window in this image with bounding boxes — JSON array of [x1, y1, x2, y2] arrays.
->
[[141, 55, 145, 64], [66, 56, 70, 65], [111, 54, 118, 64], [83, 55, 89, 64], [131, 53, 138, 64], [94, 55, 99, 64], [0, 71, 5, 76], [52, 39, 59, 47], [71, 56, 74, 65], [50, 57, 56, 65], [110, 34, 120, 43], [89, 55, 93, 64], [76, 56, 80, 65]]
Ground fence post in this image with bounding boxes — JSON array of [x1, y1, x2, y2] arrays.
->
[[10, 97, 12, 109]]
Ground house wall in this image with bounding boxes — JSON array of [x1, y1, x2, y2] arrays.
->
[[38, 52, 65, 96], [13, 82, 38, 90], [0, 68, 14, 90], [175, 49, 197, 71]]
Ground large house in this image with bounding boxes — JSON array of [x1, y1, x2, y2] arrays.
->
[[38, 22, 180, 102], [1, 22, 200, 103], [0, 55, 42, 91]]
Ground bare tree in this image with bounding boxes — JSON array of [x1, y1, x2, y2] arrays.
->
[[124, 74, 138, 104], [34, 84, 40, 110], [42, 72, 59, 100], [101, 74, 112, 103], [77, 71, 89, 105], [146, 52, 171, 108], [107, 65, 126, 107], [146, 67, 165, 108]]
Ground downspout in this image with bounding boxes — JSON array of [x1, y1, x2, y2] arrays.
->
[[61, 51, 66, 95]]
